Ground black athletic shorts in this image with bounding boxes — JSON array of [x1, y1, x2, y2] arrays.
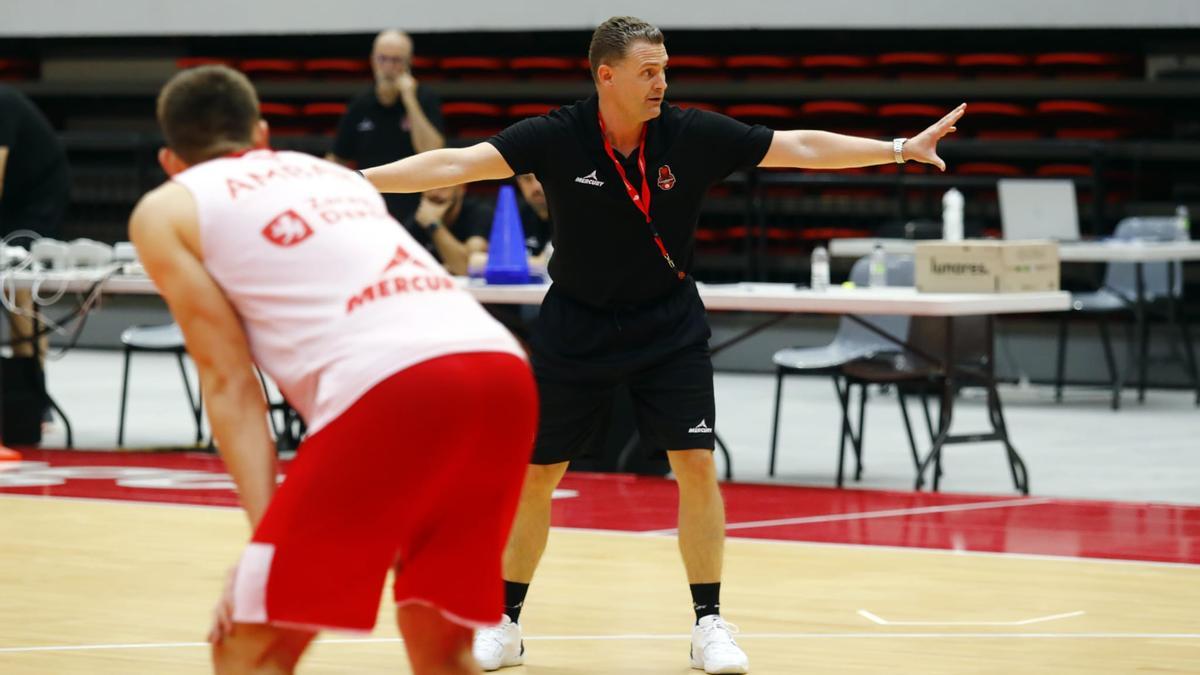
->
[[528, 278, 715, 465]]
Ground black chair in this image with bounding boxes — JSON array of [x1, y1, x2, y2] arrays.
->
[[769, 254, 933, 486], [1055, 217, 1199, 409], [116, 323, 203, 447], [844, 314, 1028, 493]]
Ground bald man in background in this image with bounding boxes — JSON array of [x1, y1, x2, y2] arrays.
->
[[329, 30, 445, 222]]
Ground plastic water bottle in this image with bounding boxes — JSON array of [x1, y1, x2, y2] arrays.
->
[[1177, 205, 1191, 238], [869, 243, 888, 287], [942, 187, 964, 242], [810, 245, 830, 291]]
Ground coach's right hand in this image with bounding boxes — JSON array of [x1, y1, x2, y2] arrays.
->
[[902, 103, 966, 172]]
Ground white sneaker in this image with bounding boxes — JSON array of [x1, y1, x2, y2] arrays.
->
[[472, 615, 524, 671], [690, 615, 749, 674]]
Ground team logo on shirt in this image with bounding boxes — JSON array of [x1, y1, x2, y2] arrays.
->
[[574, 170, 605, 187], [657, 165, 677, 191], [356, 119, 375, 132], [688, 418, 713, 434], [261, 209, 315, 247]]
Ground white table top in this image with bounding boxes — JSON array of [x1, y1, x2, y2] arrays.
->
[[472, 281, 1068, 316], [2, 271, 1070, 317], [829, 237, 1200, 262]]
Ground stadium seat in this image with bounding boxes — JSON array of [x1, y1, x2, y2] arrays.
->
[[877, 52, 954, 79], [725, 55, 795, 78], [439, 56, 506, 79], [954, 53, 1034, 79], [509, 56, 583, 79], [799, 55, 875, 79], [303, 58, 369, 79], [239, 59, 302, 79]]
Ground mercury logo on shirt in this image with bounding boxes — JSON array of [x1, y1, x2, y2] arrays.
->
[[574, 170, 604, 187], [345, 245, 455, 314], [688, 419, 713, 434]]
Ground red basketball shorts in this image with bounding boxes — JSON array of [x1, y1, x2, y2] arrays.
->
[[230, 351, 537, 632]]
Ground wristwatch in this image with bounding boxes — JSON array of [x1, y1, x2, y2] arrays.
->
[[893, 138, 907, 164]]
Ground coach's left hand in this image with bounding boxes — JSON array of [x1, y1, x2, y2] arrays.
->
[[903, 103, 966, 172]]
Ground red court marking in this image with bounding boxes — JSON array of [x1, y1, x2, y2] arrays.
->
[[3, 450, 1198, 565]]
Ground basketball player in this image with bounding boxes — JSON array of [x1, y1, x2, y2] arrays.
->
[[362, 16, 963, 673], [129, 65, 537, 674]]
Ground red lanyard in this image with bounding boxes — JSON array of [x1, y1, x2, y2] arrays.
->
[[598, 111, 685, 281]]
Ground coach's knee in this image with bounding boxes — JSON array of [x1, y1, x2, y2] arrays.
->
[[668, 449, 718, 486], [521, 462, 568, 499]]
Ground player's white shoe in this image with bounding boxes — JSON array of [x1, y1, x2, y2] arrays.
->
[[472, 615, 524, 671], [690, 615, 750, 674]]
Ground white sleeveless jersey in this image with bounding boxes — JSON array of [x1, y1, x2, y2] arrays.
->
[[171, 150, 523, 434]]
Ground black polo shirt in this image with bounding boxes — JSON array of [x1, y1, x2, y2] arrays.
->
[[0, 84, 69, 237], [332, 87, 444, 222], [487, 95, 772, 309]]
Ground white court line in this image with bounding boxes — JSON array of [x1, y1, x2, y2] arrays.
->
[[3, 631, 1200, 654], [858, 609, 1086, 627], [644, 496, 1054, 535]]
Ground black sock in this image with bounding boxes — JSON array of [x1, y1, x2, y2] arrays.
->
[[690, 582, 721, 623], [504, 580, 529, 624]]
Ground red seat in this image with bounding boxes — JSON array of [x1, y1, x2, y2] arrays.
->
[[673, 101, 721, 112], [303, 59, 369, 78], [410, 56, 438, 78], [507, 103, 558, 119], [798, 100, 877, 135], [301, 102, 348, 116], [798, 55, 875, 79], [725, 55, 794, 79], [878, 103, 945, 136], [1036, 100, 1129, 139], [1035, 164, 1092, 178], [301, 102, 348, 135], [955, 53, 1033, 78], [966, 102, 1038, 139], [953, 162, 1023, 177], [441, 101, 506, 138], [876, 163, 931, 175], [666, 55, 723, 79], [439, 57, 506, 79], [725, 104, 795, 126], [239, 59, 302, 79], [259, 103, 305, 135], [1034, 52, 1137, 79], [800, 227, 874, 241], [175, 57, 233, 70], [877, 52, 954, 79], [509, 57, 583, 79]]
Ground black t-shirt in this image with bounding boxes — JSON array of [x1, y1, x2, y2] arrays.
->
[[332, 86, 444, 222], [0, 85, 69, 237], [519, 201, 553, 256], [401, 195, 493, 262], [488, 95, 773, 309]]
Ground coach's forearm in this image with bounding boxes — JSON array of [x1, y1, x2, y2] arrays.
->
[[762, 130, 895, 170], [363, 142, 514, 194], [361, 148, 461, 193]]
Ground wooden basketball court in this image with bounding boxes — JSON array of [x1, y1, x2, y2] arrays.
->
[[2, 494, 1197, 674]]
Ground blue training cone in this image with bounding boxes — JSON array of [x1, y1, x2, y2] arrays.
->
[[485, 185, 531, 285]]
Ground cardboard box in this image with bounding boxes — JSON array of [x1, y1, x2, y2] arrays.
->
[[915, 240, 1060, 293]]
